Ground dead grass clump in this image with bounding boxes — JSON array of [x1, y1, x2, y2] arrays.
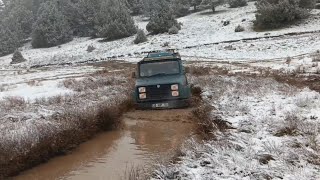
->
[[62, 78, 77, 89], [312, 52, 320, 62], [192, 103, 232, 139], [274, 114, 299, 137], [96, 104, 122, 131], [1, 96, 27, 111], [121, 166, 148, 180], [61, 76, 126, 92], [27, 80, 41, 86], [191, 85, 202, 98], [186, 66, 211, 76]]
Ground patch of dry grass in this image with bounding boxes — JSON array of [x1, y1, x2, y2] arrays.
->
[[0, 96, 28, 111], [192, 103, 233, 140], [312, 52, 320, 62], [121, 166, 149, 180]]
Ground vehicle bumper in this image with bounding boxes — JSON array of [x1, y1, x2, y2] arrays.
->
[[135, 99, 190, 109]]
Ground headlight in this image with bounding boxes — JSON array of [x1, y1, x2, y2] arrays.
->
[[172, 91, 179, 97], [171, 84, 179, 91], [139, 93, 147, 99], [138, 87, 146, 93]]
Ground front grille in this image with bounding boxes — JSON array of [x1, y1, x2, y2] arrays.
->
[[145, 84, 172, 100]]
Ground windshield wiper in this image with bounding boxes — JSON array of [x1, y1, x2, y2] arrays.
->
[[150, 73, 167, 77]]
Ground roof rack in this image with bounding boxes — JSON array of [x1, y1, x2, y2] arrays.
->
[[142, 49, 181, 61]]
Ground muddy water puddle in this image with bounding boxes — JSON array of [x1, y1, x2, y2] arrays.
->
[[14, 109, 195, 180]]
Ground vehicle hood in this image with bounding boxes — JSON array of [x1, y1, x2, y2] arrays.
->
[[135, 74, 185, 87]]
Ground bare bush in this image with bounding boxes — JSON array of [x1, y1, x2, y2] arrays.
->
[[1, 96, 27, 111], [274, 114, 300, 137], [87, 45, 96, 53], [27, 80, 41, 86], [61, 75, 127, 92], [192, 103, 232, 139]]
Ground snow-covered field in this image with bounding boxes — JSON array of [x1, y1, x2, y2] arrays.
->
[[1, 2, 320, 68], [0, 65, 103, 100], [155, 76, 320, 180]]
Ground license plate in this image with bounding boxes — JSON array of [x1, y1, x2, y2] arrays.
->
[[152, 103, 169, 108]]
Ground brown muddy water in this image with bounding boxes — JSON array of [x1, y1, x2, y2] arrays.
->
[[13, 109, 195, 180]]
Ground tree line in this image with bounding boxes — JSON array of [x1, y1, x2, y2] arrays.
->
[[0, 0, 316, 57]]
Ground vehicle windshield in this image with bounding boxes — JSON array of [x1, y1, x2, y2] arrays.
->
[[139, 60, 180, 77]]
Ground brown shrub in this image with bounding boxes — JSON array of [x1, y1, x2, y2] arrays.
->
[[186, 66, 211, 76], [192, 103, 233, 139], [1, 96, 27, 111], [96, 103, 122, 131], [61, 75, 127, 92], [274, 115, 299, 137]]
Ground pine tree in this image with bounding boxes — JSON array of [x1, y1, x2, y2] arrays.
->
[[95, 0, 137, 40], [32, 1, 73, 48], [191, 0, 202, 10], [171, 0, 191, 17], [143, 0, 163, 17], [73, 0, 101, 37], [201, 0, 225, 12], [0, 24, 21, 56], [0, 1, 33, 56], [134, 29, 148, 44], [128, 0, 144, 15], [146, 0, 181, 34]]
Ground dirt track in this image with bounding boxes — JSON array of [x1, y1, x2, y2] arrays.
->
[[13, 109, 196, 180]]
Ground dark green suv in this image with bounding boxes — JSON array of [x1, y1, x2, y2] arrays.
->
[[133, 51, 191, 109]]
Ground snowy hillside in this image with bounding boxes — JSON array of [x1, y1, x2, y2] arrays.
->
[[1, 2, 320, 67]]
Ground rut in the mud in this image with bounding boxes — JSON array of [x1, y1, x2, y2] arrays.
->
[[13, 109, 196, 180]]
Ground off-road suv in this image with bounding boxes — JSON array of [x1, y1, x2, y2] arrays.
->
[[133, 50, 191, 109]]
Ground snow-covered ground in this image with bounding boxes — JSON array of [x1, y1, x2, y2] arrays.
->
[[155, 76, 320, 180], [0, 65, 103, 101], [1, 2, 320, 68]]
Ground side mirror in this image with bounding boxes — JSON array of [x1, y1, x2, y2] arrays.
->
[[131, 72, 136, 79], [182, 67, 187, 74]]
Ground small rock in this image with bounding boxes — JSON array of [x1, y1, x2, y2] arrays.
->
[[187, 164, 198, 168], [223, 20, 230, 26], [224, 45, 236, 50]]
